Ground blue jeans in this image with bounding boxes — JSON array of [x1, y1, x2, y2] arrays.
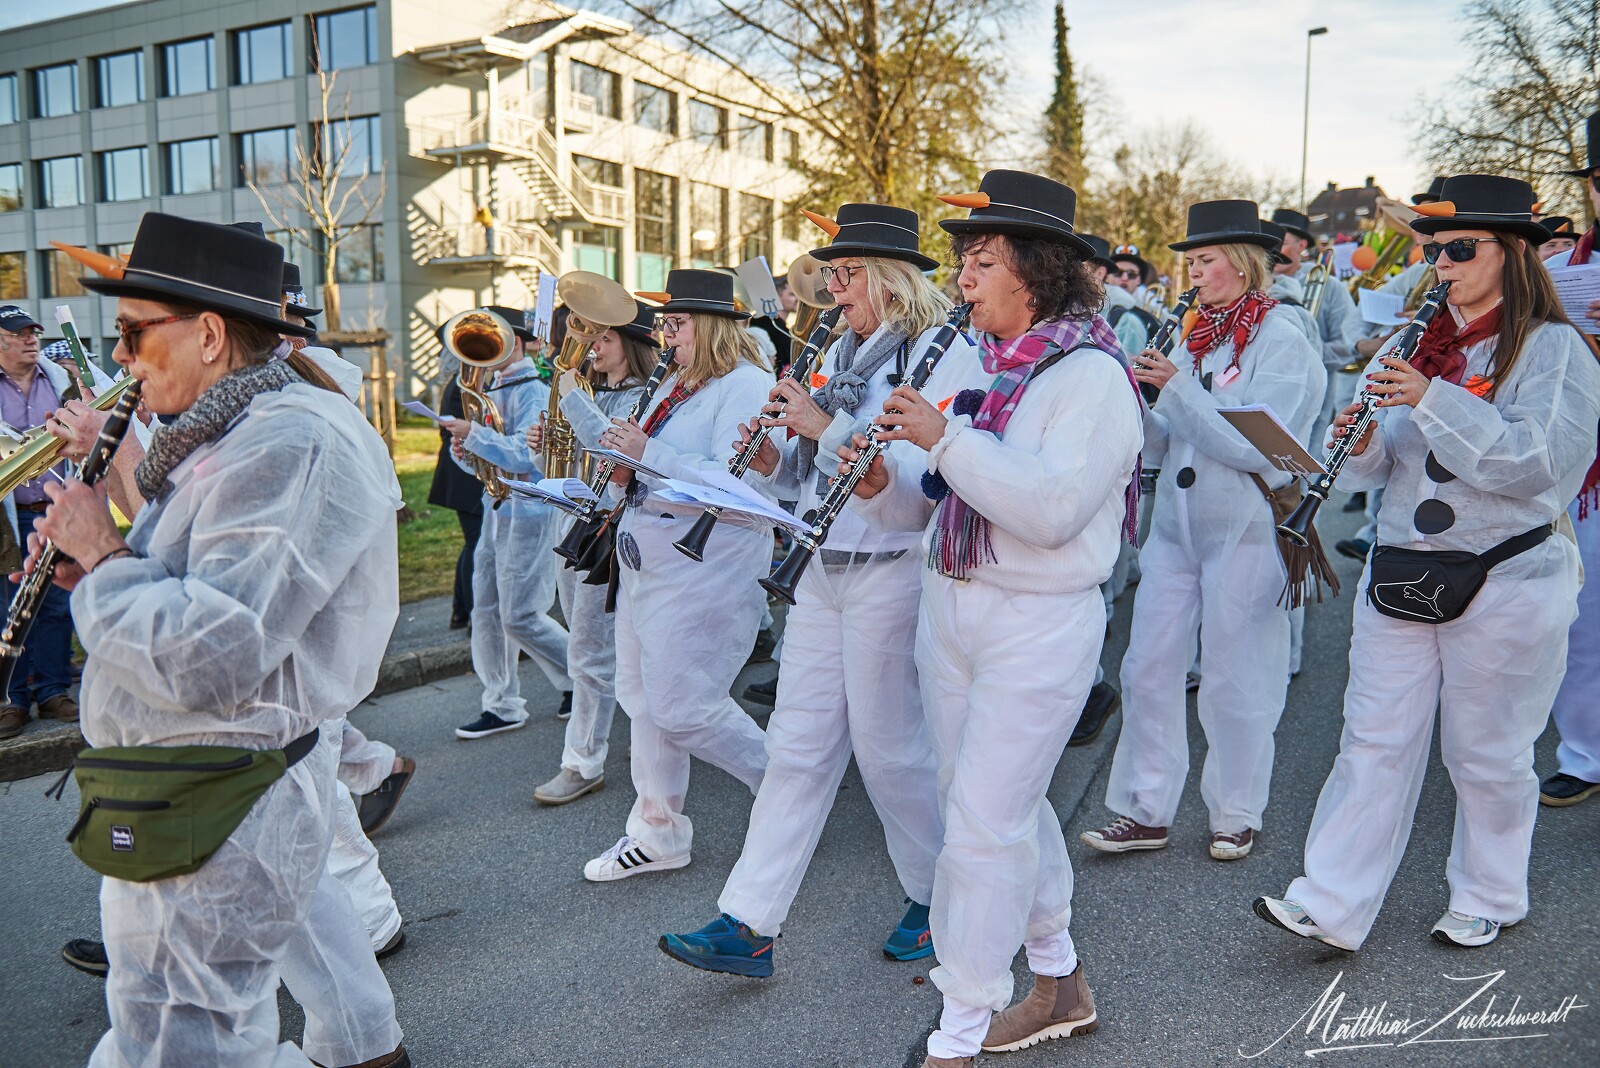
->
[[4, 510, 74, 706]]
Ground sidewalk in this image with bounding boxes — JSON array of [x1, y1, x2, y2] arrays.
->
[[0, 595, 473, 782]]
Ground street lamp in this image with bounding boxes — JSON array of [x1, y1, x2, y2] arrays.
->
[[1301, 26, 1328, 211]]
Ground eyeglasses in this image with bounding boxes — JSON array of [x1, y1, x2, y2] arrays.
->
[[819, 264, 862, 287], [113, 314, 198, 355], [1421, 238, 1503, 265], [659, 316, 691, 334], [1112, 267, 1143, 279]]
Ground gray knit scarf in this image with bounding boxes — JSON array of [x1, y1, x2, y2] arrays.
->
[[136, 360, 299, 502], [783, 326, 909, 491]]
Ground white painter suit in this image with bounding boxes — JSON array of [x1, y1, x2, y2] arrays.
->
[[1553, 501, 1600, 782], [1107, 307, 1324, 835], [555, 380, 646, 779], [1287, 320, 1600, 948], [456, 356, 572, 722], [855, 339, 1143, 1060], [614, 360, 776, 861], [72, 383, 400, 1066], [718, 324, 986, 936]]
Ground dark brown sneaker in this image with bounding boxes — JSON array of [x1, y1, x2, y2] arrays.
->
[[1209, 828, 1255, 860], [1079, 815, 1168, 853], [981, 963, 1098, 1052], [0, 704, 26, 739], [310, 1044, 409, 1068], [37, 694, 79, 721]]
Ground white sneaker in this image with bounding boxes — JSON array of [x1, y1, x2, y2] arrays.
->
[[1253, 896, 1358, 952], [1430, 910, 1506, 947], [582, 835, 690, 883]]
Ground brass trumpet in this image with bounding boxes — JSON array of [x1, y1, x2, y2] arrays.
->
[[0, 374, 138, 501], [444, 308, 518, 507], [544, 272, 638, 481]]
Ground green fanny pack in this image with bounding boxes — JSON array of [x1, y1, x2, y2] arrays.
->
[[53, 729, 320, 883]]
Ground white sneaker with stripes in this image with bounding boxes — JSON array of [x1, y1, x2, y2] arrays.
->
[[583, 835, 691, 882], [1431, 910, 1507, 947]]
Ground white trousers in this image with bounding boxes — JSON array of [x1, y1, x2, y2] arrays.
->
[[325, 780, 402, 952], [470, 504, 571, 722], [719, 553, 941, 935], [613, 513, 769, 859], [1554, 511, 1600, 781], [1108, 532, 1291, 832], [336, 720, 395, 796], [1289, 558, 1578, 948], [555, 563, 619, 780], [917, 576, 1101, 1057]]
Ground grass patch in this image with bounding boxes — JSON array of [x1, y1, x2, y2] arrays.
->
[[394, 416, 466, 604]]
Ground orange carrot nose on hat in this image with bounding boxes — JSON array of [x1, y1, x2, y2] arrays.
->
[[806, 204, 937, 271], [936, 170, 1093, 257], [801, 210, 841, 238], [638, 269, 749, 320]]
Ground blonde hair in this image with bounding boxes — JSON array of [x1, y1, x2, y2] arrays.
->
[[860, 258, 951, 337], [681, 313, 768, 388], [1215, 242, 1272, 294]]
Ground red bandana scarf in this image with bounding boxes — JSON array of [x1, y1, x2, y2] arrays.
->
[[1185, 291, 1278, 373], [1571, 224, 1597, 266], [639, 378, 702, 437], [1409, 306, 1502, 385]]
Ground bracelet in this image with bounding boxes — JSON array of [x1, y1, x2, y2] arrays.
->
[[89, 547, 136, 572]]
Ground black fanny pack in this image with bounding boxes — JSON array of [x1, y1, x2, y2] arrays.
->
[[1366, 524, 1554, 624]]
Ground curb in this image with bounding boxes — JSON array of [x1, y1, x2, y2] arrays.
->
[[0, 639, 472, 784]]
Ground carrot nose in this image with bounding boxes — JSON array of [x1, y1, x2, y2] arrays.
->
[[801, 210, 840, 238]]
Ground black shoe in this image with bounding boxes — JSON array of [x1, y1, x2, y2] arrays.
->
[[747, 628, 777, 664], [556, 692, 573, 721], [62, 938, 108, 978], [359, 757, 416, 836], [1335, 537, 1371, 561], [1342, 491, 1368, 513], [449, 613, 469, 630], [376, 928, 406, 961], [1540, 772, 1600, 807], [454, 712, 524, 739], [1069, 682, 1120, 747], [742, 676, 777, 706]]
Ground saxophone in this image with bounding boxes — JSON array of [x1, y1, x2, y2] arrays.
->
[[542, 271, 638, 481], [444, 308, 517, 507]]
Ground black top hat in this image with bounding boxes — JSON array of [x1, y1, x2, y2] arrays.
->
[[1566, 110, 1600, 177], [1169, 200, 1281, 252], [638, 269, 750, 320], [1541, 215, 1577, 238], [1414, 175, 1452, 204], [483, 305, 539, 343], [1270, 208, 1315, 245], [61, 213, 313, 337], [938, 169, 1093, 256], [281, 261, 323, 318], [807, 203, 937, 272], [1410, 175, 1549, 245], [1111, 244, 1154, 284], [618, 300, 659, 345], [1079, 234, 1117, 269], [1258, 220, 1292, 266]]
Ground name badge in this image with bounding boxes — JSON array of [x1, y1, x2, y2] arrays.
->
[[1215, 366, 1242, 389]]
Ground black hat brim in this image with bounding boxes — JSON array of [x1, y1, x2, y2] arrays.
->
[[83, 274, 315, 337], [619, 323, 657, 345], [1279, 225, 1314, 245], [809, 242, 939, 273], [288, 302, 323, 318], [1563, 164, 1599, 178], [1168, 230, 1282, 253], [654, 299, 750, 321], [939, 217, 1095, 258], [1410, 216, 1550, 245]]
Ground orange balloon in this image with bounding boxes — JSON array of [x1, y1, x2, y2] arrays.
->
[[1349, 246, 1378, 272]]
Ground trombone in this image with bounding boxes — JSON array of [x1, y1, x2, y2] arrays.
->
[[1302, 248, 1334, 317]]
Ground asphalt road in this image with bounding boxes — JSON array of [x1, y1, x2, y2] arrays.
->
[[2, 499, 1596, 1067]]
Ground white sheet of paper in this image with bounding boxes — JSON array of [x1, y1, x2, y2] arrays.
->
[[1331, 242, 1358, 279], [657, 474, 813, 534], [735, 256, 784, 320], [1218, 403, 1329, 478], [402, 400, 443, 422], [502, 478, 597, 515], [1544, 262, 1600, 335], [533, 273, 558, 342], [584, 448, 670, 481], [1356, 288, 1407, 325]]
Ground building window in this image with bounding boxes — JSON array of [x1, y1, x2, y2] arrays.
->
[[574, 155, 622, 189], [0, 163, 20, 212], [311, 6, 379, 71], [40, 248, 87, 298], [635, 170, 677, 290], [733, 115, 772, 162], [234, 22, 293, 85], [267, 230, 314, 270], [99, 241, 135, 261], [689, 101, 726, 150], [35, 156, 83, 208], [786, 129, 800, 167], [739, 193, 773, 263], [97, 147, 149, 202], [236, 127, 295, 186], [94, 51, 144, 109], [164, 137, 219, 194], [32, 63, 78, 118], [571, 227, 619, 279], [632, 81, 675, 134], [315, 114, 380, 176], [320, 223, 384, 283], [0, 75, 15, 124], [570, 61, 619, 120], [0, 252, 24, 299], [689, 181, 726, 267], [161, 37, 215, 97]]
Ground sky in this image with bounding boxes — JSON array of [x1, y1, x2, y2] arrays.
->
[[4, 0, 1477, 207]]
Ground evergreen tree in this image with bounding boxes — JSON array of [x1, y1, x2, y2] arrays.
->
[[1043, 2, 1086, 191]]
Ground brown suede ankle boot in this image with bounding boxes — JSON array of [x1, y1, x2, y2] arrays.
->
[[920, 1056, 973, 1067], [980, 963, 1098, 1052]]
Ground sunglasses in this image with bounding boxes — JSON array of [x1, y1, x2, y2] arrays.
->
[[114, 313, 199, 355], [1112, 267, 1143, 279], [1421, 237, 1502, 265]]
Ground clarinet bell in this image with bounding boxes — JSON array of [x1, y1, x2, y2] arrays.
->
[[553, 516, 595, 563], [759, 545, 811, 606], [673, 510, 720, 562], [1276, 494, 1320, 548]]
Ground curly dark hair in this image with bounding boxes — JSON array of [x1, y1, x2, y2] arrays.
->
[[949, 232, 1102, 322]]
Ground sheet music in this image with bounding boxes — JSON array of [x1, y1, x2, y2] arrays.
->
[[656, 470, 812, 534], [1544, 262, 1600, 335], [1218, 403, 1329, 478], [583, 448, 671, 481], [1356, 288, 1407, 326], [401, 400, 444, 423], [502, 478, 598, 515]]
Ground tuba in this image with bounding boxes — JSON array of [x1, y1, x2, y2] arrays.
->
[[785, 253, 837, 366], [543, 271, 638, 481], [444, 307, 518, 507]]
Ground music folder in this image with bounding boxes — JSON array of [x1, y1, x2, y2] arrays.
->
[[1218, 404, 1328, 480]]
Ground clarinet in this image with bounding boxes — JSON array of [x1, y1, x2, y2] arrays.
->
[[0, 379, 143, 699], [674, 306, 844, 561], [760, 303, 973, 605], [552, 347, 676, 563], [1137, 286, 1199, 406], [1277, 280, 1452, 547]]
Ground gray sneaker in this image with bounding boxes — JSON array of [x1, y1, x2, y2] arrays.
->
[[534, 768, 604, 806]]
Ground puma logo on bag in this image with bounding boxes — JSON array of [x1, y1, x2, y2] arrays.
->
[[1403, 583, 1446, 618], [1372, 572, 1448, 621]]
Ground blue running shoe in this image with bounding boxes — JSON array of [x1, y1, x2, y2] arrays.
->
[[883, 900, 934, 961], [659, 913, 775, 978]]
